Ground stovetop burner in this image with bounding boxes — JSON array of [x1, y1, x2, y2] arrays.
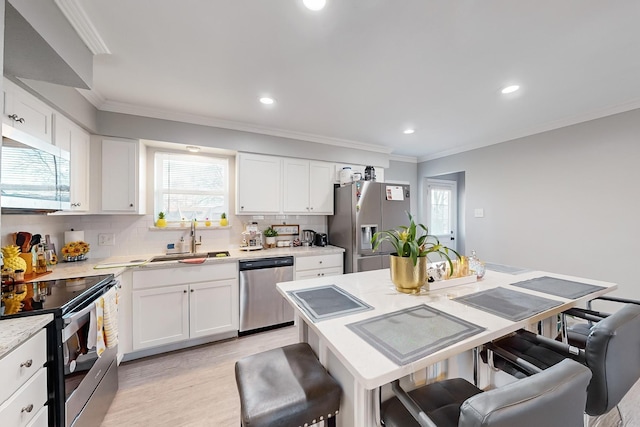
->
[[1, 274, 114, 318]]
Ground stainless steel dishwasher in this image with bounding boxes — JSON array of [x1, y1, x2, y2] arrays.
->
[[239, 256, 295, 334]]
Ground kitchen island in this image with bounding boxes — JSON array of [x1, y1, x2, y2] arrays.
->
[[277, 267, 617, 426]]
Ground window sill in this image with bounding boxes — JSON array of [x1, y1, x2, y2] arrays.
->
[[149, 225, 232, 231]]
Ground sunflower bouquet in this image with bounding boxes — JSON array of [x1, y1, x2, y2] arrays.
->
[[61, 241, 90, 262]]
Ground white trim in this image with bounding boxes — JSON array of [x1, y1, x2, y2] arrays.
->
[[76, 88, 106, 108], [418, 97, 640, 162], [96, 99, 394, 154], [55, 0, 111, 55], [389, 154, 417, 163]]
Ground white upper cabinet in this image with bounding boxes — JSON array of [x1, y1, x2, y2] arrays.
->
[[236, 153, 282, 214], [101, 138, 146, 214], [283, 159, 334, 214], [237, 153, 335, 215], [282, 158, 309, 213], [54, 114, 90, 211], [2, 78, 53, 144]]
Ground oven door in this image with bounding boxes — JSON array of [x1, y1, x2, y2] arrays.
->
[[61, 281, 118, 426]]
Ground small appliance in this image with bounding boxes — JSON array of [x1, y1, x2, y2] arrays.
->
[[315, 233, 328, 247], [301, 229, 316, 246]]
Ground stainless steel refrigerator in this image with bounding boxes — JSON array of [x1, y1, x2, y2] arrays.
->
[[329, 181, 411, 273]]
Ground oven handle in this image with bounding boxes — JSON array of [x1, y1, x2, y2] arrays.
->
[[62, 280, 119, 341]]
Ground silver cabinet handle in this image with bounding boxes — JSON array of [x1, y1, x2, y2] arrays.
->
[[20, 359, 33, 368], [8, 113, 18, 120], [21, 404, 34, 413]]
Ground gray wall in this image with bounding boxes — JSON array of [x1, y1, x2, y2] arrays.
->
[[418, 107, 640, 300], [97, 111, 390, 168], [386, 159, 418, 215]]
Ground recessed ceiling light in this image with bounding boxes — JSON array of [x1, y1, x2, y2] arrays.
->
[[186, 145, 200, 153], [403, 129, 415, 135], [259, 97, 275, 105], [501, 85, 520, 94], [303, 0, 326, 11]]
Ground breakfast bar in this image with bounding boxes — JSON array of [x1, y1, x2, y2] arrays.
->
[[277, 268, 617, 426]]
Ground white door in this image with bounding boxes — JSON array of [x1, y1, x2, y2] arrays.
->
[[425, 179, 458, 255]]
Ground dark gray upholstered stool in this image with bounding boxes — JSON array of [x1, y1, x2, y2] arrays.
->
[[235, 342, 342, 427]]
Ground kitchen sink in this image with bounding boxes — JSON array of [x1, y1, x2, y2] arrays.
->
[[148, 251, 231, 263]]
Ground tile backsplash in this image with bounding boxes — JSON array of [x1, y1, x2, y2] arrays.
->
[[1, 214, 329, 259]]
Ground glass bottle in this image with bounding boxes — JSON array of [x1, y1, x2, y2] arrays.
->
[[468, 250, 486, 279], [35, 245, 47, 274]]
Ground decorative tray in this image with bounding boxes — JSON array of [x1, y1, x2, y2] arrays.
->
[[424, 274, 477, 291]]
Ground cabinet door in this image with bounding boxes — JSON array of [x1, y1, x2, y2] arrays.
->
[[132, 285, 189, 350], [102, 139, 138, 212], [56, 115, 90, 211], [283, 158, 310, 213], [189, 279, 238, 339], [309, 161, 334, 214], [70, 127, 90, 211], [3, 79, 53, 144], [236, 153, 281, 214]]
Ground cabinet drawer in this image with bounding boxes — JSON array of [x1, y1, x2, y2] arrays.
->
[[0, 367, 47, 427], [295, 254, 343, 272], [133, 262, 238, 289], [25, 405, 47, 427], [0, 329, 46, 405], [295, 267, 343, 280]]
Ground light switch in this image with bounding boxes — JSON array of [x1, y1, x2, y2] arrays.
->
[[474, 208, 484, 218]]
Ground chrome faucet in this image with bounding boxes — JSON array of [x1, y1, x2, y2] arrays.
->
[[191, 219, 202, 253]]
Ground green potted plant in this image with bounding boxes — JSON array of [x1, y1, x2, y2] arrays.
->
[[263, 226, 278, 247], [156, 212, 167, 228], [371, 212, 459, 293]]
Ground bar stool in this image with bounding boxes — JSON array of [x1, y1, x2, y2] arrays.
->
[[235, 342, 342, 426]]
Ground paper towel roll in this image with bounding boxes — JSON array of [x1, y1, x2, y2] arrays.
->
[[64, 230, 85, 244]]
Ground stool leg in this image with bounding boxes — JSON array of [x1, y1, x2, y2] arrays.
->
[[327, 417, 336, 427]]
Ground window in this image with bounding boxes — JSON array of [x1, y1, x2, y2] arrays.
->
[[154, 152, 229, 222]]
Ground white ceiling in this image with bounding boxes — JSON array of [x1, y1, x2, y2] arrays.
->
[[72, 0, 640, 161]]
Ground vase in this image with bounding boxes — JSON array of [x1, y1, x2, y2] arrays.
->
[[389, 254, 428, 294]]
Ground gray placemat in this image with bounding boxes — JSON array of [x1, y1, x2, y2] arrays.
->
[[346, 305, 485, 366], [485, 263, 530, 274], [287, 285, 373, 322], [453, 286, 562, 321], [510, 276, 606, 299]]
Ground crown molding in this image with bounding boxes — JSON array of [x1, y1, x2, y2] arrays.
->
[[389, 154, 418, 163], [55, 0, 111, 55], [418, 97, 640, 163], [76, 88, 106, 108], [96, 99, 394, 154]]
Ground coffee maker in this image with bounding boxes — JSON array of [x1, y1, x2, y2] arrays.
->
[[315, 233, 328, 247]]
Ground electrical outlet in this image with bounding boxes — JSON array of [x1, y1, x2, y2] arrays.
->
[[98, 233, 115, 246]]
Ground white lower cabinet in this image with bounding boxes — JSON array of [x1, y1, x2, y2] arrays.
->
[[0, 329, 48, 427], [295, 253, 344, 280], [132, 263, 238, 351]]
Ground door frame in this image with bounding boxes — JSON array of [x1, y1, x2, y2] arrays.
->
[[423, 178, 458, 253]]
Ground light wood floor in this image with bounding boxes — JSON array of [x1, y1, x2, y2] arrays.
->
[[101, 326, 298, 427], [102, 324, 636, 426]]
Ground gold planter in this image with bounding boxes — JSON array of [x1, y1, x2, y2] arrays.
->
[[389, 255, 427, 294]]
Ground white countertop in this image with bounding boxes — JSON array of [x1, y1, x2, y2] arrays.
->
[[0, 314, 53, 359], [27, 245, 345, 281], [277, 268, 617, 390]]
